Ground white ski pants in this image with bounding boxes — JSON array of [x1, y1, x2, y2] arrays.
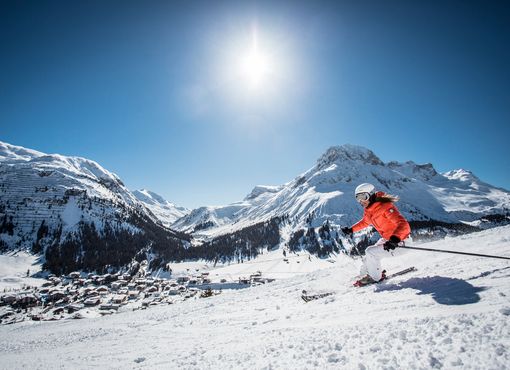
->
[[360, 238, 409, 281]]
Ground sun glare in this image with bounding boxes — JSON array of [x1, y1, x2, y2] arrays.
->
[[238, 29, 272, 90], [241, 50, 270, 87]]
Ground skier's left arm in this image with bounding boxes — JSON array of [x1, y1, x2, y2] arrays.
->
[[385, 206, 411, 241]]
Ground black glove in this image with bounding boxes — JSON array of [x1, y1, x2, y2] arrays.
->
[[383, 235, 401, 251], [341, 227, 353, 236]]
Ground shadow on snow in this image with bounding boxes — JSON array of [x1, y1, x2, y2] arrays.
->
[[375, 276, 487, 305]]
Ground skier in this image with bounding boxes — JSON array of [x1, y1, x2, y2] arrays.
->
[[342, 183, 411, 286]]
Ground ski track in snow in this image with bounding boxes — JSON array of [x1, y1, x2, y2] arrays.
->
[[1, 227, 510, 369]]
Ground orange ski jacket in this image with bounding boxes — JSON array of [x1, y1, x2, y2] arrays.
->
[[351, 192, 411, 241]]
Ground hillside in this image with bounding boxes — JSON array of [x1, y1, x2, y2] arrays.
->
[[0, 141, 191, 274], [1, 225, 509, 369]]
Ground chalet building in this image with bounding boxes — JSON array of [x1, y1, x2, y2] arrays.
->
[[128, 291, 139, 299], [38, 288, 50, 295], [67, 303, 84, 313], [112, 295, 127, 304], [99, 303, 120, 311], [68, 272, 81, 279], [239, 278, 251, 284], [1, 294, 17, 305], [53, 307, 65, 315], [84, 296, 101, 306], [111, 282, 122, 291], [15, 293, 39, 308], [48, 290, 66, 302], [96, 286, 110, 295], [167, 288, 180, 296], [146, 286, 158, 293]]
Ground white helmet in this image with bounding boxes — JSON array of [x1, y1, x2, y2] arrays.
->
[[355, 183, 375, 196]]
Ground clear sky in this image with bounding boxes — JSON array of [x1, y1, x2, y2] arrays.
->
[[1, 0, 509, 209]]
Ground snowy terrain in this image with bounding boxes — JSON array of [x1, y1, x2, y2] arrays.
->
[[1, 225, 509, 369]]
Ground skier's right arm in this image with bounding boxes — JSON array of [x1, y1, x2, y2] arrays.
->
[[351, 216, 370, 233]]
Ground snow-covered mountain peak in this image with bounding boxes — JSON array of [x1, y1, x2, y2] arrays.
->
[[244, 185, 284, 201], [132, 189, 189, 227], [0, 141, 123, 187], [316, 144, 384, 170], [0, 141, 45, 161], [443, 169, 479, 182], [387, 160, 439, 182], [133, 189, 168, 205]]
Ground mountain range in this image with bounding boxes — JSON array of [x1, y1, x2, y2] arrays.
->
[[172, 145, 510, 238], [1, 140, 509, 274]]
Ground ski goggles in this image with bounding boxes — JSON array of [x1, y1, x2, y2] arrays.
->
[[355, 192, 371, 202]]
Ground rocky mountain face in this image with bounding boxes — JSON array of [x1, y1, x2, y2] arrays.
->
[[0, 142, 191, 275]]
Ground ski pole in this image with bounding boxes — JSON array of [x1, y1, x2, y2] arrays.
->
[[400, 246, 510, 260], [346, 234, 364, 259]]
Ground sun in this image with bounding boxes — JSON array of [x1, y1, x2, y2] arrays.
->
[[238, 30, 272, 89], [241, 49, 270, 88]]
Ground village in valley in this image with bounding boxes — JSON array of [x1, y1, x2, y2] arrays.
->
[[0, 260, 272, 325]]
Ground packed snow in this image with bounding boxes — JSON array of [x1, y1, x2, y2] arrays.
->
[[1, 226, 509, 369]]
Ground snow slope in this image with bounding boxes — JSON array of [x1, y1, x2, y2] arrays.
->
[[1, 226, 509, 369]]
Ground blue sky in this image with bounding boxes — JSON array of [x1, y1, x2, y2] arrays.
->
[[1, 0, 509, 209]]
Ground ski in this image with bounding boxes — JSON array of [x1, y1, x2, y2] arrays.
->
[[301, 266, 417, 302], [301, 290, 334, 302], [353, 266, 417, 287]]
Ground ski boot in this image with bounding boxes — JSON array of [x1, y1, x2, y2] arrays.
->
[[380, 270, 387, 281], [353, 270, 387, 287], [353, 275, 376, 287]]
